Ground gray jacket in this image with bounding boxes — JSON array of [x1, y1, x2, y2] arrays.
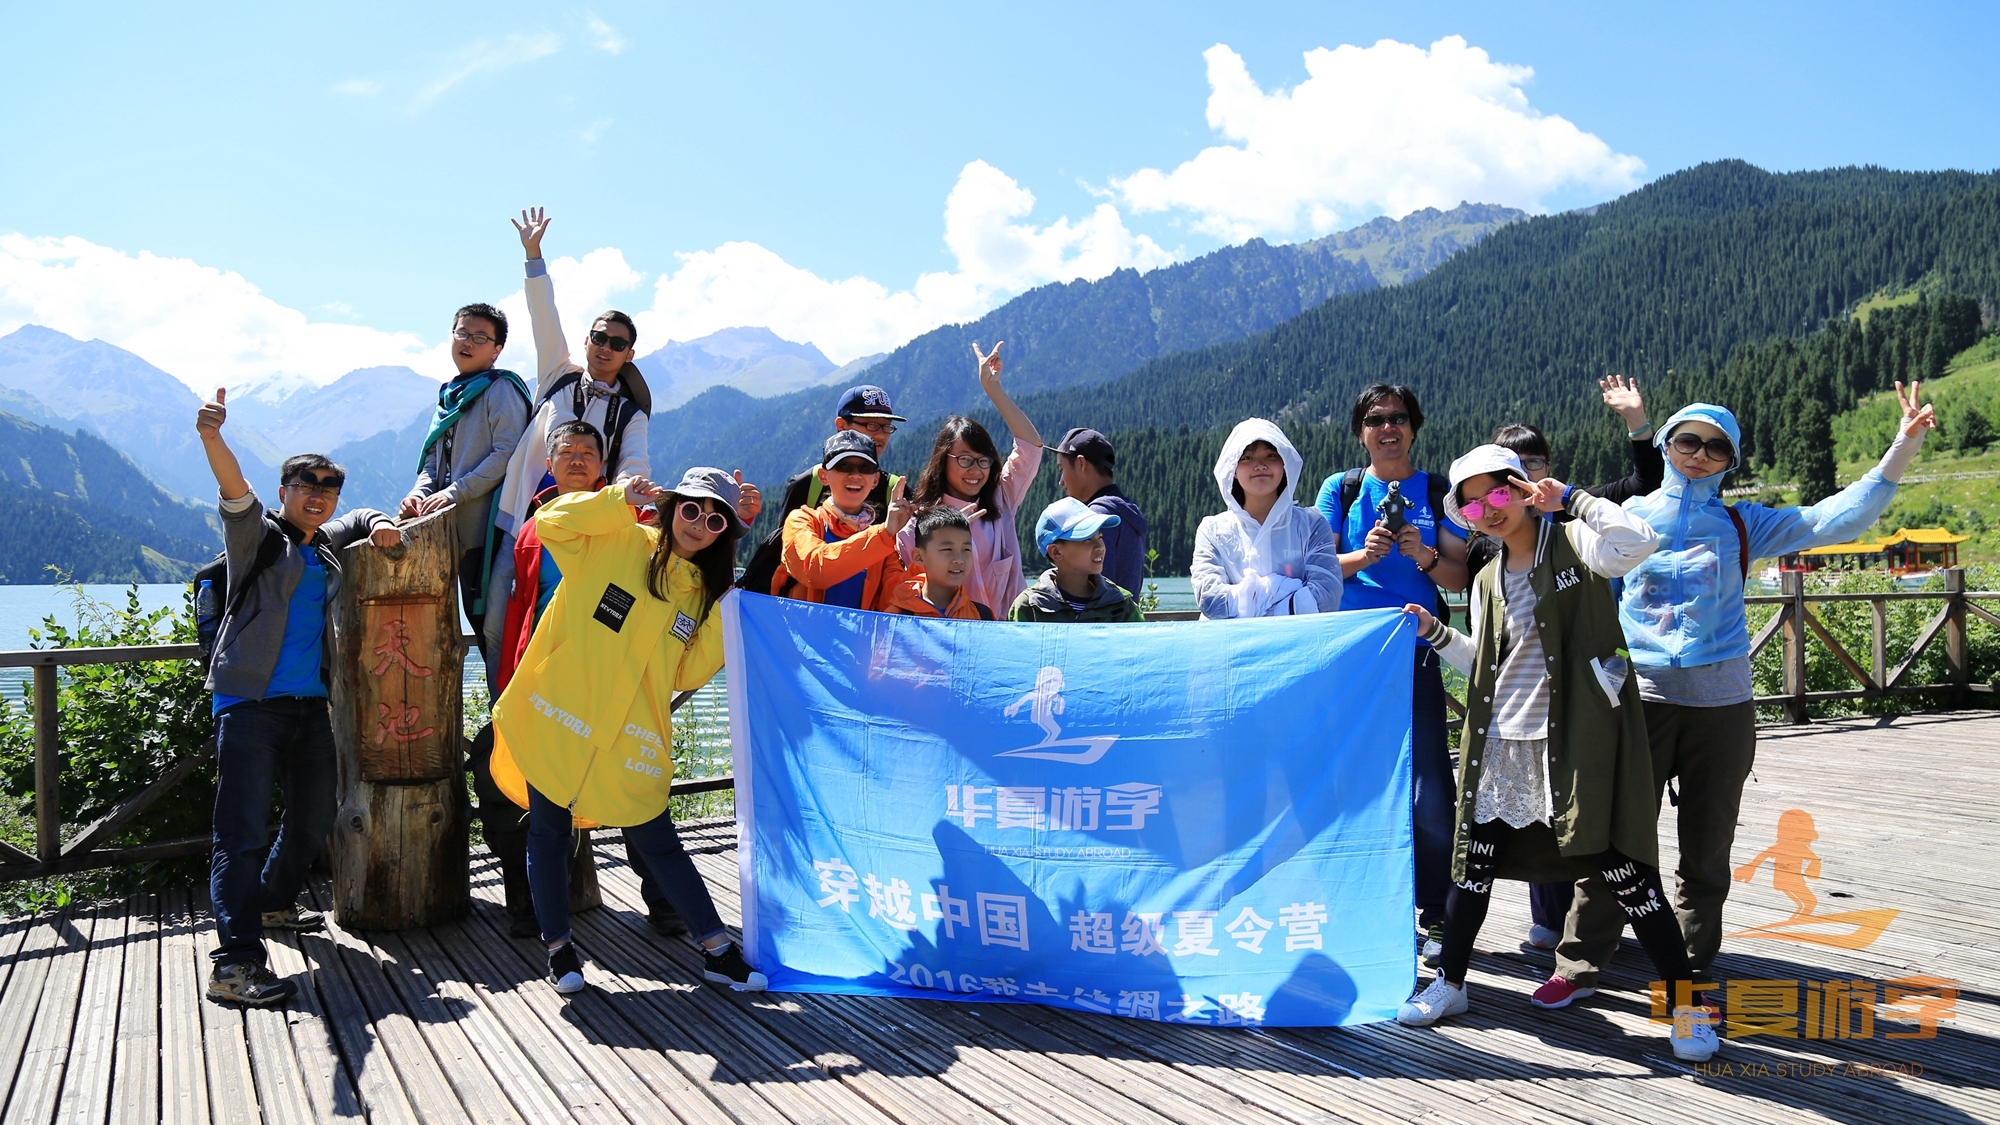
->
[[409, 373, 531, 551], [207, 489, 392, 700]]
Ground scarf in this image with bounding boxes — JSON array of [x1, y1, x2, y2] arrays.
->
[[418, 368, 529, 470]]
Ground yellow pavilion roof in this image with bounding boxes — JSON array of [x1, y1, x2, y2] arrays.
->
[[1795, 527, 1970, 557]]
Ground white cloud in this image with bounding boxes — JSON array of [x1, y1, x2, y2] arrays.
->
[[412, 32, 563, 109], [1114, 38, 1646, 241], [631, 160, 1171, 362], [585, 14, 628, 55], [0, 234, 449, 391], [332, 78, 381, 97]]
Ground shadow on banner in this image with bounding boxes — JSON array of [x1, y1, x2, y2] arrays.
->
[[722, 591, 1416, 1028]]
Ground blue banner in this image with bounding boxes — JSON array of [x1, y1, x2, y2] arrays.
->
[[722, 593, 1416, 1027]]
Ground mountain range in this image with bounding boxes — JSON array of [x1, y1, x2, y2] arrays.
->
[[634, 326, 881, 410]]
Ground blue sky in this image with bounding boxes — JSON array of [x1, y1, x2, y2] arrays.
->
[[2, 1, 1996, 386]]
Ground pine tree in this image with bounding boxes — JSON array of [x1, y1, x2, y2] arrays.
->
[[1789, 398, 1838, 505], [1952, 404, 1995, 454]]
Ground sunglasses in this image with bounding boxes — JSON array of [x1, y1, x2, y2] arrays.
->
[[285, 469, 345, 497], [587, 329, 634, 353], [676, 501, 731, 534], [950, 453, 996, 471], [450, 329, 498, 346], [1458, 484, 1518, 522], [1668, 433, 1735, 463], [825, 459, 878, 476], [1362, 412, 1412, 429]]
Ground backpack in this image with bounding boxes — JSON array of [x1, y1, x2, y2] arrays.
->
[[192, 523, 286, 672], [1337, 468, 1454, 621], [736, 470, 904, 597], [544, 371, 645, 476]]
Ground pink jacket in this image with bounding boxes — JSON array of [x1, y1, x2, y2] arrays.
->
[[898, 437, 1043, 613]]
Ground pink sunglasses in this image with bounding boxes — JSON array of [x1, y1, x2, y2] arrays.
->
[[1459, 485, 1518, 522]]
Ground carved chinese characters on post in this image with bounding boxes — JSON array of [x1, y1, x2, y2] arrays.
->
[[359, 603, 448, 780]]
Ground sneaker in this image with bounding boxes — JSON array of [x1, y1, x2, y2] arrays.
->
[[648, 906, 689, 937], [1530, 974, 1597, 1009], [1419, 923, 1444, 969], [1671, 1005, 1721, 1062], [1522, 924, 1561, 951], [1396, 976, 1468, 1027], [208, 961, 298, 1007], [548, 943, 586, 994], [702, 942, 768, 991], [508, 912, 541, 939], [261, 904, 325, 932]]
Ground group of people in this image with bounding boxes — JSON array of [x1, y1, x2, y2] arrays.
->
[[191, 209, 1938, 1064]]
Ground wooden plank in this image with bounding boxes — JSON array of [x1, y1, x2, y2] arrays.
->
[[159, 891, 212, 1125], [266, 927, 366, 1124], [111, 896, 162, 1125], [6, 910, 96, 1125], [55, 904, 126, 1125], [365, 929, 529, 1125], [240, 948, 321, 1125], [290, 925, 422, 1124], [192, 906, 263, 1125]]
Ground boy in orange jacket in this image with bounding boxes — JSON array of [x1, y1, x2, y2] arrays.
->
[[777, 430, 913, 608], [887, 506, 996, 620]]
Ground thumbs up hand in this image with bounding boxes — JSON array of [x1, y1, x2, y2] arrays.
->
[[196, 387, 228, 439]]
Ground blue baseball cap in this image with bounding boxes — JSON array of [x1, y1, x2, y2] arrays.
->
[[1034, 497, 1121, 557], [835, 384, 906, 421]]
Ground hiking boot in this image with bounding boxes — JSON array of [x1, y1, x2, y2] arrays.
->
[[1396, 976, 1468, 1027], [1671, 1005, 1721, 1062], [702, 942, 767, 991], [208, 961, 298, 1007], [1530, 974, 1597, 1009], [1419, 922, 1445, 969], [548, 943, 586, 994], [1522, 924, 1561, 951], [648, 905, 689, 937], [261, 904, 326, 932], [508, 911, 540, 939]]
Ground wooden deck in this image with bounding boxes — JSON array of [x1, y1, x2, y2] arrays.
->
[[2, 711, 1998, 1125]]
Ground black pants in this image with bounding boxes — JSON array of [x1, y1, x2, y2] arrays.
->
[[1439, 818, 1698, 992]]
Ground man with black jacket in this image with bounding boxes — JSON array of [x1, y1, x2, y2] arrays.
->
[[197, 388, 400, 1007]]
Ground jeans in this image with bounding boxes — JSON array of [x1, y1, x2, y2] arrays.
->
[[209, 696, 339, 966], [1411, 647, 1454, 926], [626, 833, 672, 913], [525, 784, 725, 945]]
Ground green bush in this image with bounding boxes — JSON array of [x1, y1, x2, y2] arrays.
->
[[1750, 565, 2000, 721], [0, 585, 215, 910]]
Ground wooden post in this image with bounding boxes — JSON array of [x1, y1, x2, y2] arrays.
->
[[1780, 570, 1809, 724], [32, 664, 59, 862], [1870, 596, 1888, 696], [327, 508, 470, 930], [1945, 567, 1969, 710]]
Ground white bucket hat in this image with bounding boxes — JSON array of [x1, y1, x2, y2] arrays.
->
[[1442, 444, 1529, 530]]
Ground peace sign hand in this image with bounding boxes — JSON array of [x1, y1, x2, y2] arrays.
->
[[1895, 380, 1937, 438], [512, 207, 551, 259], [972, 340, 1005, 386]]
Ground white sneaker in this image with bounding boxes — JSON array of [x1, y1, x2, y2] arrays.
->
[[1671, 1005, 1720, 1062], [548, 943, 587, 995], [1523, 924, 1561, 951], [1397, 977, 1468, 1027]]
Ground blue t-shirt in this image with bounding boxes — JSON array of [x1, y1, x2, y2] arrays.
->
[[821, 523, 868, 609], [1316, 469, 1446, 617], [533, 545, 563, 627], [214, 550, 329, 714]]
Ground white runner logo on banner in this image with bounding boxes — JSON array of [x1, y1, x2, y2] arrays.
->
[[996, 666, 1118, 765]]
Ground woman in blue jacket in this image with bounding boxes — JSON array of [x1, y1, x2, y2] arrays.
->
[[1536, 382, 1935, 1012]]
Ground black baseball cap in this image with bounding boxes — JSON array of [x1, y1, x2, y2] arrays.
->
[[821, 430, 881, 470], [1052, 427, 1115, 470], [836, 384, 906, 422]]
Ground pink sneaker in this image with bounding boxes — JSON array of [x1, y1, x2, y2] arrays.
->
[[1530, 974, 1597, 1009]]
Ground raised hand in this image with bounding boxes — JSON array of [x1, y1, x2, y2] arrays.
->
[[972, 340, 1005, 385], [196, 387, 228, 439], [887, 494, 916, 535], [1895, 380, 1937, 437], [733, 470, 762, 524], [512, 207, 551, 259], [623, 475, 665, 508], [1526, 476, 1569, 512], [1599, 374, 1649, 430]]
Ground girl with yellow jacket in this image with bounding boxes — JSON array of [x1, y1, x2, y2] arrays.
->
[[491, 467, 765, 994]]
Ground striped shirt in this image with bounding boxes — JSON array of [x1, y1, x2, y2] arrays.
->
[[1492, 566, 1550, 740]]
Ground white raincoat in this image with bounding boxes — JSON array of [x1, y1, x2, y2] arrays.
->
[[1191, 418, 1342, 620]]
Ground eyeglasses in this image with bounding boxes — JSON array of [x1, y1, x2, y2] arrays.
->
[[285, 469, 344, 497], [587, 329, 633, 354], [1668, 433, 1735, 463], [849, 419, 896, 436], [1458, 485, 1517, 522], [1519, 457, 1550, 474], [451, 329, 498, 346], [950, 454, 996, 471], [1362, 412, 1412, 429], [677, 501, 731, 534]]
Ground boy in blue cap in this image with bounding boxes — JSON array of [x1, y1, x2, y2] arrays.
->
[[1009, 498, 1143, 623]]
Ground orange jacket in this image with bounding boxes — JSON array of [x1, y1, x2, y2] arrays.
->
[[777, 502, 906, 610], [883, 576, 994, 620]]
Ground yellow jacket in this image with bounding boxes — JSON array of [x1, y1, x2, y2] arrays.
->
[[491, 486, 725, 827]]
